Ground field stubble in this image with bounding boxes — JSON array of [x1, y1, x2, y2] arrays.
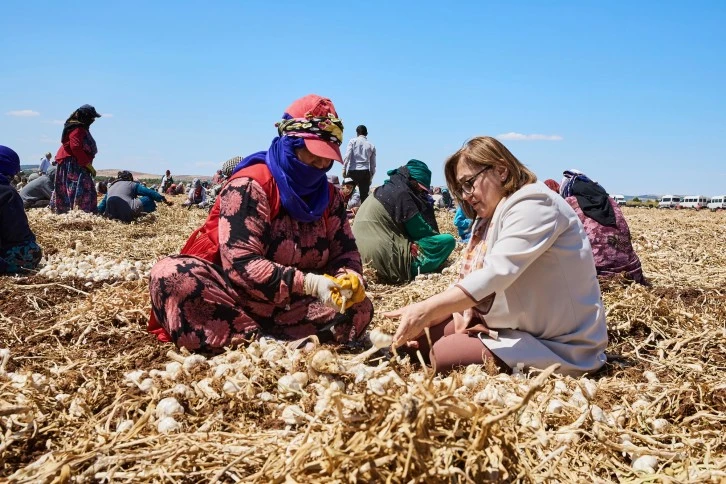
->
[[1, 203, 725, 482]]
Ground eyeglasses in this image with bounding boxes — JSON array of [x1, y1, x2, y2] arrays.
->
[[457, 166, 492, 196]]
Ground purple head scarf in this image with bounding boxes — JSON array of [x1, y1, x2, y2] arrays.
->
[[233, 136, 331, 222], [0, 145, 21, 184]]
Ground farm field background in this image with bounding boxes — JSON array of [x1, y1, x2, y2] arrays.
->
[[1, 203, 725, 482]]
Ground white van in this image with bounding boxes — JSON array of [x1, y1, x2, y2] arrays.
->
[[707, 195, 726, 211], [612, 194, 626, 206], [680, 195, 710, 209], [658, 195, 682, 209]]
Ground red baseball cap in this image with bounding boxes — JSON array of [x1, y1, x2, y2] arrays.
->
[[283, 94, 343, 162]]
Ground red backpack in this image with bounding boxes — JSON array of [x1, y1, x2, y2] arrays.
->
[[147, 163, 333, 341]]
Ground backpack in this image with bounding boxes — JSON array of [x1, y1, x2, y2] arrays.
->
[[147, 163, 334, 341]]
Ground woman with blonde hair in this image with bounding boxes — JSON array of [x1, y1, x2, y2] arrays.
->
[[385, 136, 607, 376]]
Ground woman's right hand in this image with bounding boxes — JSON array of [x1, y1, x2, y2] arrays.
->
[[303, 273, 341, 309], [385, 301, 435, 348]]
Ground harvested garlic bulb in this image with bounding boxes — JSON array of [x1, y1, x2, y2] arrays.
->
[[155, 397, 184, 419], [157, 417, 180, 433]]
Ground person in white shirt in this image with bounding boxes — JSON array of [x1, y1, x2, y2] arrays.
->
[[385, 136, 607, 377], [38, 152, 52, 174], [343, 125, 376, 202]]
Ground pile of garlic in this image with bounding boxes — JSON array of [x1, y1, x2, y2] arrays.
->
[[37, 251, 152, 282]]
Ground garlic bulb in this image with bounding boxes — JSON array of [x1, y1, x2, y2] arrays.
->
[[473, 384, 504, 406], [650, 418, 669, 432], [116, 420, 134, 433], [310, 349, 342, 374], [223, 380, 240, 395], [643, 371, 659, 384], [281, 405, 307, 425], [278, 375, 303, 395], [369, 329, 393, 349], [157, 416, 180, 433], [632, 455, 658, 473], [155, 397, 184, 419], [579, 379, 597, 400], [547, 399, 564, 415], [183, 354, 208, 373]]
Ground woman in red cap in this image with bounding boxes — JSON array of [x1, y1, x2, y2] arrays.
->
[[148, 94, 373, 351]]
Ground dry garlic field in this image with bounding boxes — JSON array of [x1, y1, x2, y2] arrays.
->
[[1, 201, 725, 483]]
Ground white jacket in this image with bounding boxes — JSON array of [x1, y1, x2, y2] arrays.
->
[[456, 182, 607, 376]]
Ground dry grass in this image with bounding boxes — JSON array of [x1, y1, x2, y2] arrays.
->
[[1, 205, 725, 482]]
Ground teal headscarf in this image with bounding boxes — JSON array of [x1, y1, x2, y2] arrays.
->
[[404, 159, 431, 188]]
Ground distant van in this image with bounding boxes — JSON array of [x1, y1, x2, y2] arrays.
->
[[658, 195, 682, 209], [707, 195, 726, 211], [612, 194, 626, 206], [680, 195, 710, 209]]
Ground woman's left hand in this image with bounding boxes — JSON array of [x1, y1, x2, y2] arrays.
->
[[384, 301, 433, 348]]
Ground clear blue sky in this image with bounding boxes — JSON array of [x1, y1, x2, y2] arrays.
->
[[2, 1, 725, 196]]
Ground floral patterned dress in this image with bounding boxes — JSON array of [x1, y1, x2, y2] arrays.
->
[[50, 127, 98, 214], [565, 196, 644, 283], [149, 176, 373, 351]]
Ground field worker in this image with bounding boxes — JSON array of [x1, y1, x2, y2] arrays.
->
[[353, 159, 456, 284], [182, 178, 207, 208], [159, 170, 174, 194], [39, 152, 52, 174], [148, 94, 373, 351], [98, 171, 172, 222], [559, 170, 645, 284], [222, 156, 242, 179], [385, 137, 608, 377], [341, 177, 361, 214], [343, 124, 376, 202], [50, 104, 101, 214], [453, 205, 472, 242], [0, 146, 43, 274], [20, 166, 57, 209]]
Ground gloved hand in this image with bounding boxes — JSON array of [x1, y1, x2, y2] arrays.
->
[[303, 273, 341, 309], [325, 272, 366, 311], [86, 164, 97, 177]]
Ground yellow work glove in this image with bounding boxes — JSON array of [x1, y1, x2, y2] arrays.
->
[[324, 273, 366, 311], [86, 164, 97, 177]]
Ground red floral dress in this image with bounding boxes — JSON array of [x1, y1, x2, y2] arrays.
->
[[149, 176, 373, 351]]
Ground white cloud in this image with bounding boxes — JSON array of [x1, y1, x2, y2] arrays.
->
[[6, 109, 40, 117], [101, 113, 114, 118], [40, 135, 57, 144], [496, 132, 563, 141]]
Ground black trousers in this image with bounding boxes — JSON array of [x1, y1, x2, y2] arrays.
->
[[346, 169, 372, 202]]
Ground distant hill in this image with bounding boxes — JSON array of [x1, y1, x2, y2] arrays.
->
[[21, 164, 39, 170], [626, 194, 661, 201], [96, 169, 210, 182]]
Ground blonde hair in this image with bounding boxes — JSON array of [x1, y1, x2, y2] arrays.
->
[[444, 136, 537, 219]]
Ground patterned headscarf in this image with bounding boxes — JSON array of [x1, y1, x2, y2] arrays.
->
[[275, 114, 344, 147], [222, 156, 242, 178]]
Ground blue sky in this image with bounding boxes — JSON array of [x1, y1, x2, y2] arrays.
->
[[2, 1, 725, 196]]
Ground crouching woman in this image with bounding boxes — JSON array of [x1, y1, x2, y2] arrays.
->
[[0, 146, 43, 274], [148, 94, 373, 351], [98, 171, 172, 222], [385, 137, 608, 377]]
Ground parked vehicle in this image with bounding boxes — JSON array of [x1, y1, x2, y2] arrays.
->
[[707, 195, 726, 211], [612, 194, 626, 206], [680, 195, 710, 209], [658, 195, 682, 209]]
